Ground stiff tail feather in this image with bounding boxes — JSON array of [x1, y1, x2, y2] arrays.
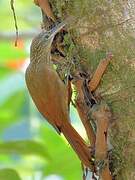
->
[[61, 121, 92, 168]]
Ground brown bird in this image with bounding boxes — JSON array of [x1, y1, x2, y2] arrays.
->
[[25, 22, 91, 168]]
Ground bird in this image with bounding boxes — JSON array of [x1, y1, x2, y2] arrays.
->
[[25, 21, 92, 168]]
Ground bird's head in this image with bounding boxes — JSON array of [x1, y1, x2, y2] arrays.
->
[[30, 21, 66, 62]]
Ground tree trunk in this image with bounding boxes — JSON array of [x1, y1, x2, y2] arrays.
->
[[49, 0, 135, 179]]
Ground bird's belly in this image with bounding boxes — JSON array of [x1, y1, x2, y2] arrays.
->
[[26, 65, 68, 127]]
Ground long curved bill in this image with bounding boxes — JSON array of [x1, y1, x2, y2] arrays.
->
[[48, 21, 66, 45]]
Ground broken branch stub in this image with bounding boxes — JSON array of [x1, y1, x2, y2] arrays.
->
[[90, 102, 112, 179], [34, 0, 56, 22]]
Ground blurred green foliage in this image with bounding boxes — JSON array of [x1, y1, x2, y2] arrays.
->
[[0, 0, 40, 31], [0, 42, 27, 62], [0, 168, 21, 180]]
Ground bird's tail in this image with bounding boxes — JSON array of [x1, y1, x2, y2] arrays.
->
[[61, 120, 92, 168]]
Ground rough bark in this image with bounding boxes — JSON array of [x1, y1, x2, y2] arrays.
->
[[50, 1, 135, 179]]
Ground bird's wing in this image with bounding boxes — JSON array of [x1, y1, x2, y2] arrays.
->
[[25, 64, 69, 128]]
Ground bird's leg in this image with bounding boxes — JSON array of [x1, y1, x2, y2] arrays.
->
[[33, 0, 56, 22], [89, 53, 113, 92]]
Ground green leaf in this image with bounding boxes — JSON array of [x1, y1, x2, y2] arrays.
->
[[0, 90, 25, 132], [0, 73, 25, 105], [0, 140, 50, 160], [0, 67, 14, 80], [0, 42, 27, 62], [40, 126, 82, 180], [0, 168, 21, 180]]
